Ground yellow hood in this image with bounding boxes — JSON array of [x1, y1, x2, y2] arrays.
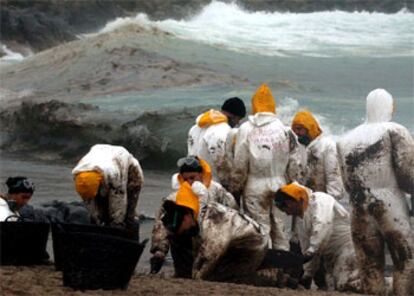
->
[[280, 182, 310, 211], [74, 171, 103, 200], [292, 110, 322, 140], [197, 109, 228, 128], [252, 84, 276, 114], [178, 158, 212, 188], [176, 181, 200, 218]]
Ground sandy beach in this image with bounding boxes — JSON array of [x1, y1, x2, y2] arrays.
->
[[0, 265, 363, 296]]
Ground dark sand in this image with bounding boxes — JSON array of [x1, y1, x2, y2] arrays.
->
[[0, 265, 364, 296]]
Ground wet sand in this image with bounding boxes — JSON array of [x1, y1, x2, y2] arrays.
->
[[0, 265, 363, 296]]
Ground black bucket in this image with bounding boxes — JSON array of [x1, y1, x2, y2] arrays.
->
[[0, 221, 50, 265], [52, 223, 145, 290], [51, 222, 139, 271]]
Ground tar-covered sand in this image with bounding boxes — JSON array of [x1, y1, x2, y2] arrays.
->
[[0, 265, 365, 296]]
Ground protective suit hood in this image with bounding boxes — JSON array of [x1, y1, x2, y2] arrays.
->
[[177, 158, 212, 188], [74, 171, 103, 200], [248, 112, 278, 127], [176, 182, 200, 218], [252, 84, 276, 114], [292, 110, 323, 140], [280, 182, 311, 211], [196, 109, 228, 128], [366, 88, 393, 123]]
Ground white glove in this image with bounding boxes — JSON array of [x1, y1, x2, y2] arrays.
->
[[191, 181, 209, 204], [171, 173, 180, 190], [303, 248, 315, 263], [304, 247, 315, 257]]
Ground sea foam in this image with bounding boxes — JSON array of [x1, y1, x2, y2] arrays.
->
[[99, 1, 414, 58]]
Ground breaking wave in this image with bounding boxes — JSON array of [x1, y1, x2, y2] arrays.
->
[[0, 44, 25, 63], [99, 1, 414, 57], [0, 97, 333, 169]]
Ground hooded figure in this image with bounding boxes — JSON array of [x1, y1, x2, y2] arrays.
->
[[292, 110, 345, 200], [274, 183, 360, 292], [229, 84, 302, 251], [72, 144, 144, 230], [151, 156, 239, 274], [187, 97, 246, 182], [170, 156, 239, 209], [337, 89, 414, 295], [0, 177, 35, 222], [151, 180, 269, 280]]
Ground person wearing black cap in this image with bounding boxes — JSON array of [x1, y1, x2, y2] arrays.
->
[[187, 97, 246, 182], [220, 97, 247, 128], [0, 177, 35, 221]]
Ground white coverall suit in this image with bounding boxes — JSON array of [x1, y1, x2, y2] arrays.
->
[[151, 178, 239, 261], [303, 135, 345, 200], [0, 195, 19, 222], [297, 190, 360, 291], [151, 182, 267, 281], [337, 89, 414, 295], [230, 84, 302, 250], [215, 127, 240, 190], [292, 110, 345, 200], [187, 109, 231, 182], [72, 144, 144, 226]]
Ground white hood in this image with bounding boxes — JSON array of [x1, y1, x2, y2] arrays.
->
[[366, 88, 393, 123], [248, 112, 278, 127]]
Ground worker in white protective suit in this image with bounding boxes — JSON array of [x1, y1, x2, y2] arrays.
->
[[291, 110, 346, 289], [229, 84, 302, 251], [151, 179, 269, 280], [150, 156, 239, 275], [170, 156, 239, 209], [273, 182, 361, 292], [216, 126, 241, 191], [337, 88, 414, 296], [291, 110, 345, 200], [187, 97, 246, 182], [72, 144, 144, 233]]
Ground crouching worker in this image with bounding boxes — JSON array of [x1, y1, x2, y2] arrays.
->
[[273, 182, 360, 292], [72, 144, 144, 233], [151, 156, 239, 276], [172, 155, 239, 209], [152, 181, 268, 281], [0, 177, 35, 221]]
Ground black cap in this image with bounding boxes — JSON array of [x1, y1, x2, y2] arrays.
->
[[177, 156, 203, 174], [221, 97, 246, 118], [6, 177, 35, 194]]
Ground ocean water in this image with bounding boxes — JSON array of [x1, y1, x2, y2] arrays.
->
[[86, 1, 413, 134], [0, 44, 25, 63], [2, 2, 412, 140], [101, 2, 414, 58], [1, 1, 413, 270]]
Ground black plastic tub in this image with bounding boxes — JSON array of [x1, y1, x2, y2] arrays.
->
[[0, 221, 50, 265], [51, 223, 145, 290], [51, 222, 139, 271]]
